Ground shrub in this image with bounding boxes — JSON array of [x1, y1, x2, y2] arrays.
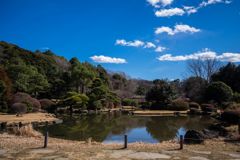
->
[[233, 92, 240, 103], [39, 99, 56, 112], [140, 102, 152, 109], [224, 103, 240, 111], [11, 103, 27, 114], [221, 110, 240, 124], [11, 92, 41, 112], [201, 104, 217, 112], [189, 102, 200, 109], [205, 81, 233, 104], [30, 98, 41, 112], [122, 98, 138, 107], [168, 99, 189, 111], [91, 100, 102, 110]]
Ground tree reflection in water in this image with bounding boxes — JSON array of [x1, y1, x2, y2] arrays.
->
[[42, 113, 215, 143]]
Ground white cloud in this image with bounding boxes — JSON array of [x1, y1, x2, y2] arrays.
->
[[155, 46, 167, 52], [144, 42, 157, 48], [174, 24, 201, 34], [183, 6, 198, 14], [115, 39, 145, 47], [217, 53, 240, 62], [153, 0, 231, 17], [115, 39, 168, 53], [155, 24, 201, 35], [155, 8, 185, 17], [147, 0, 174, 8], [155, 26, 174, 35], [199, 0, 231, 7], [157, 49, 240, 62], [90, 55, 127, 64]]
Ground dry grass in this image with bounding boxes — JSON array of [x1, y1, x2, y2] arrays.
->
[[0, 113, 60, 125], [7, 124, 42, 137]]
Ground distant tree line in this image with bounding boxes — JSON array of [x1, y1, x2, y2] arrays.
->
[[0, 41, 152, 113], [0, 41, 239, 114]]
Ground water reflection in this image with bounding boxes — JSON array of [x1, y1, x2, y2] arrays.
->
[[42, 113, 215, 143]]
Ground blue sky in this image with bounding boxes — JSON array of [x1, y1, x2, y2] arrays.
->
[[0, 0, 240, 80]]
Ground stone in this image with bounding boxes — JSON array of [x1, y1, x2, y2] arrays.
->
[[202, 129, 219, 139], [41, 155, 61, 160], [189, 156, 209, 160], [184, 130, 204, 144], [228, 153, 240, 158], [127, 152, 171, 159], [0, 149, 6, 155], [191, 150, 211, 155], [109, 150, 135, 159], [162, 150, 180, 154], [29, 149, 55, 154]]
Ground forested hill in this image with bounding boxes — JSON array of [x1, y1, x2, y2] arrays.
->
[[0, 41, 152, 112]]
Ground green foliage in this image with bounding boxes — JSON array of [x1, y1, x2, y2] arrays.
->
[[122, 98, 138, 107], [183, 77, 207, 103], [146, 79, 176, 104], [0, 80, 6, 98], [211, 63, 240, 93], [70, 58, 96, 93], [7, 63, 49, 96], [205, 81, 233, 104], [135, 86, 146, 96], [167, 99, 189, 111], [63, 91, 89, 109]]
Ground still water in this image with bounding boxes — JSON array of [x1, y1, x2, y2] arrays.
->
[[42, 112, 215, 143]]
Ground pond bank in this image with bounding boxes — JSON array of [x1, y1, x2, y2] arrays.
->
[[133, 110, 189, 116], [0, 133, 240, 159]]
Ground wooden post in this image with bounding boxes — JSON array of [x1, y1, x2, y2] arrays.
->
[[0, 122, 7, 132], [44, 121, 48, 148], [180, 135, 183, 150], [124, 135, 128, 149]]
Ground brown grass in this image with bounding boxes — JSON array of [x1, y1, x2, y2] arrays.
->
[[0, 113, 60, 125]]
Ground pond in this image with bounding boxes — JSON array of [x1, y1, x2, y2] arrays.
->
[[39, 112, 215, 143]]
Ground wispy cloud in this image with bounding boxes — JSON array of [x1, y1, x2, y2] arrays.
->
[[199, 0, 231, 7], [115, 39, 168, 53], [155, 46, 167, 52], [90, 55, 127, 64], [155, 24, 201, 35], [147, 0, 174, 8], [144, 42, 156, 48], [153, 0, 231, 17], [157, 49, 240, 62]]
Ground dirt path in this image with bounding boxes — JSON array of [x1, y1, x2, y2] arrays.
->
[[0, 133, 240, 160]]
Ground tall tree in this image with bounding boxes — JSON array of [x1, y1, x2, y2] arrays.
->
[[211, 62, 240, 93], [146, 79, 176, 104], [187, 58, 220, 82], [7, 64, 49, 97]]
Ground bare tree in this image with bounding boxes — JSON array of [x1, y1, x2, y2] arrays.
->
[[187, 58, 221, 82]]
